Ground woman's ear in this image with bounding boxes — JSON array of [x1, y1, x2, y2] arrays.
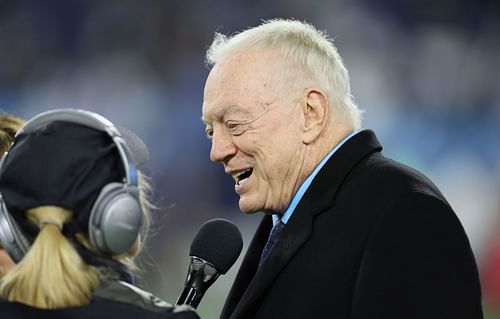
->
[[301, 88, 329, 144]]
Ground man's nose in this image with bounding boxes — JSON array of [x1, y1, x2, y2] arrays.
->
[[210, 130, 237, 163]]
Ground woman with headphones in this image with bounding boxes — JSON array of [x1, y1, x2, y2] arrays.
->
[[0, 109, 199, 319]]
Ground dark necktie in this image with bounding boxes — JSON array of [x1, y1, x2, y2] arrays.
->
[[259, 220, 285, 268]]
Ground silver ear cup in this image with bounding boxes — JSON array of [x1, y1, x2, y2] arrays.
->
[[89, 183, 143, 255], [0, 196, 31, 262]]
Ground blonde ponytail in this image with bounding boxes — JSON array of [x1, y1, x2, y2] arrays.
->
[[0, 206, 99, 308]]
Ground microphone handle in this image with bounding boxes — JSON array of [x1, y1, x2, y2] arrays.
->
[[176, 256, 220, 308], [176, 287, 204, 308]]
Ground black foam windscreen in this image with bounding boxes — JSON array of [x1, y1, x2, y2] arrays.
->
[[189, 218, 243, 274]]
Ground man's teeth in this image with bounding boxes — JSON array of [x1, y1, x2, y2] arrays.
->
[[232, 172, 240, 179], [238, 169, 249, 178], [233, 168, 252, 183]]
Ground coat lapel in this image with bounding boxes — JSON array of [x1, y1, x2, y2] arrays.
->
[[229, 212, 313, 319], [220, 217, 272, 319], [226, 130, 382, 319]]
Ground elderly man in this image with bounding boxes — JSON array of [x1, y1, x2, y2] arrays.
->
[[201, 19, 483, 319]]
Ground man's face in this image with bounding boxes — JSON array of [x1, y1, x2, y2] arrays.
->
[[202, 50, 306, 214]]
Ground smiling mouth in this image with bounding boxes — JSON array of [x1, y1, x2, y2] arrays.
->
[[235, 168, 253, 185]]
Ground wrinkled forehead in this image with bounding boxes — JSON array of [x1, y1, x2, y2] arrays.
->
[[206, 51, 278, 91], [202, 51, 279, 123]]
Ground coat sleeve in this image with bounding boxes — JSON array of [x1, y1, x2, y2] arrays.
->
[[350, 191, 483, 319]]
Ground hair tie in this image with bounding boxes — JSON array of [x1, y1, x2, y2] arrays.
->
[[39, 220, 63, 230]]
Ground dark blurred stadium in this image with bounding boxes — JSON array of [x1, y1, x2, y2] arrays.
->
[[0, 0, 499, 317]]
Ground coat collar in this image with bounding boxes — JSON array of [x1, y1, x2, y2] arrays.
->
[[225, 130, 382, 319]]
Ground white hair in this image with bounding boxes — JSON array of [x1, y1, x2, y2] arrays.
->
[[206, 18, 362, 129]]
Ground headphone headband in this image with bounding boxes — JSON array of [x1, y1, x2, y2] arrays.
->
[[18, 109, 138, 186], [17, 109, 118, 137]]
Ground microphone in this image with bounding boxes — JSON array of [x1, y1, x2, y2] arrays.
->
[[176, 218, 243, 308]]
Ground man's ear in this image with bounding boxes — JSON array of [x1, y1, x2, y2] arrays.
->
[[302, 88, 329, 144]]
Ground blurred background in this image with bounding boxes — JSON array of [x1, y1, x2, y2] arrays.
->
[[0, 0, 499, 317]]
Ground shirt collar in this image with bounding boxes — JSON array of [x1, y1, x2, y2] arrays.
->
[[273, 130, 360, 226]]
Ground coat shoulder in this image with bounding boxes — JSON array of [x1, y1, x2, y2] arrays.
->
[[346, 152, 447, 203]]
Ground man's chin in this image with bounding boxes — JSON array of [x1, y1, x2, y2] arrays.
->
[[238, 199, 277, 215], [238, 198, 260, 214], [239, 205, 260, 214]]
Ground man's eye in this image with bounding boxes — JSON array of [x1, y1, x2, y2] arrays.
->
[[226, 122, 246, 136], [226, 122, 239, 129], [205, 128, 213, 139]]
